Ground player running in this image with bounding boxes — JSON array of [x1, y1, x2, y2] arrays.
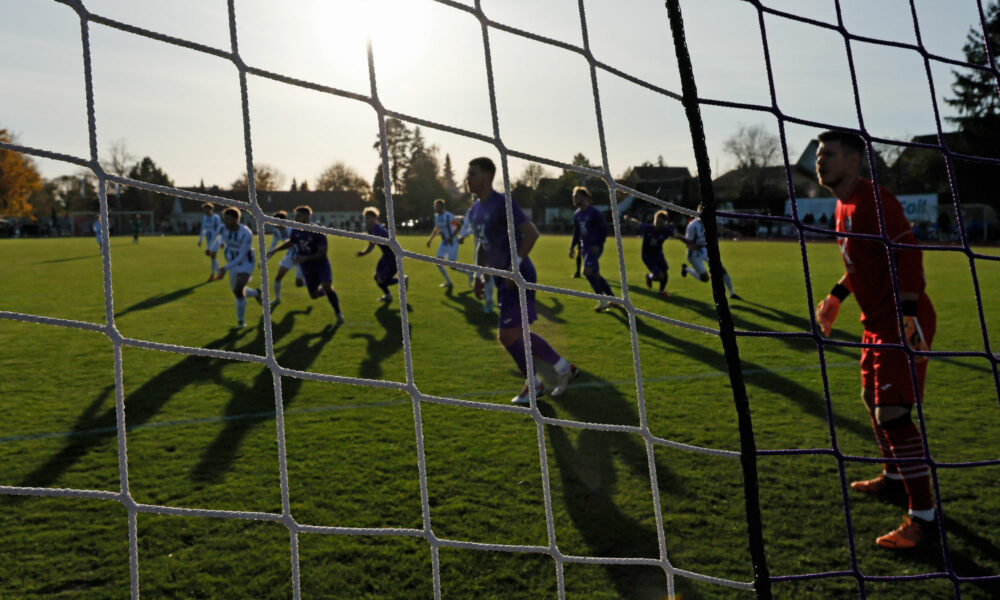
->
[[459, 194, 495, 312], [267, 205, 344, 325], [426, 198, 468, 289], [466, 157, 579, 405], [356, 207, 405, 303], [678, 204, 741, 300], [266, 210, 303, 307], [814, 130, 938, 550], [215, 207, 262, 328], [569, 186, 615, 312], [130, 214, 142, 244], [198, 202, 225, 281], [624, 209, 674, 297], [92, 219, 104, 250]]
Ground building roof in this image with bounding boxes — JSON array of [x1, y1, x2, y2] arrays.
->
[[627, 166, 692, 181]]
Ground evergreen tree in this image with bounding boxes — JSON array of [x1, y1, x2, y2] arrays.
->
[[121, 157, 174, 222]]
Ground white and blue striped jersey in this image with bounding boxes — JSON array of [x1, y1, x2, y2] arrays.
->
[[269, 226, 297, 258], [435, 211, 458, 245], [685, 218, 706, 250], [199, 213, 223, 245], [222, 224, 255, 271]]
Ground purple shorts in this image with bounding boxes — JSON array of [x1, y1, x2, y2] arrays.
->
[[301, 260, 333, 291], [642, 253, 668, 277], [584, 244, 603, 273], [375, 254, 397, 282], [497, 259, 537, 330]]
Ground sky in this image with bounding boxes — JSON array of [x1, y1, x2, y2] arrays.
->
[[0, 0, 992, 191]]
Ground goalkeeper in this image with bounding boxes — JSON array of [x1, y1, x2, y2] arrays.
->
[[814, 130, 937, 550]]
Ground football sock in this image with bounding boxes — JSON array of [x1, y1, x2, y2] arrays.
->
[[378, 282, 390, 295], [325, 289, 341, 314], [245, 287, 259, 298], [553, 357, 571, 375], [867, 410, 900, 478], [529, 332, 561, 367], [585, 272, 602, 294], [599, 277, 613, 296], [484, 276, 495, 299], [723, 272, 735, 296], [274, 279, 282, 301], [211, 257, 219, 274], [505, 338, 532, 377], [659, 273, 668, 292], [236, 297, 247, 322], [438, 265, 452, 285], [883, 415, 934, 512]]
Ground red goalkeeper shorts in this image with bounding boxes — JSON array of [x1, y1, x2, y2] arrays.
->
[[860, 311, 936, 406]]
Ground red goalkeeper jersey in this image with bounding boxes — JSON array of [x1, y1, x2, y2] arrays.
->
[[834, 178, 933, 337]]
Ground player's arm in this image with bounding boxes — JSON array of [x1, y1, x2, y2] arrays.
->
[[517, 221, 540, 260], [568, 222, 579, 257], [880, 191, 930, 359], [426, 226, 439, 247], [267, 239, 292, 259], [356, 241, 375, 257], [815, 274, 851, 336]]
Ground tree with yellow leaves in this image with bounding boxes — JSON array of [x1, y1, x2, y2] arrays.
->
[[0, 129, 42, 217]]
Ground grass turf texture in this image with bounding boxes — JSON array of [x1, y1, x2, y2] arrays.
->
[[1, 233, 998, 599]]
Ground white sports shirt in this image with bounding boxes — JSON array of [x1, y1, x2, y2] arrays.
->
[[199, 213, 223, 245], [435, 210, 458, 245], [222, 224, 255, 270], [685, 218, 706, 250]]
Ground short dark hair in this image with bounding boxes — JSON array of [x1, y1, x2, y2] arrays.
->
[[468, 157, 496, 177], [223, 207, 240, 219], [817, 130, 866, 156], [294, 205, 313, 216], [202, 202, 214, 211], [273, 210, 287, 219]]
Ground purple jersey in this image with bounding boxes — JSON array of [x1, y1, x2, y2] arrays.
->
[[470, 190, 530, 271], [639, 223, 673, 258], [289, 228, 327, 257], [571, 205, 607, 250], [368, 222, 392, 256]]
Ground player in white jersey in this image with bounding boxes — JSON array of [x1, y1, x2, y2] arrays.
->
[[215, 207, 262, 328], [197, 203, 225, 281], [459, 195, 494, 311], [426, 198, 465, 289], [265, 210, 304, 307], [679, 204, 741, 300]]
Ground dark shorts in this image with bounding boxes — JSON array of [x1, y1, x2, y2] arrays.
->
[[301, 260, 333, 292], [642, 253, 668, 276], [584, 244, 603, 273], [375, 254, 397, 282], [497, 260, 537, 330], [861, 309, 936, 406]]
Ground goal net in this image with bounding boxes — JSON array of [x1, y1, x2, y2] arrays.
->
[[1, 1, 999, 599]]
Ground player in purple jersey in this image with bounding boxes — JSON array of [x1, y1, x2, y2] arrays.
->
[[267, 205, 344, 325], [465, 157, 579, 405], [624, 210, 674, 297], [356, 207, 405, 303], [569, 186, 615, 312]]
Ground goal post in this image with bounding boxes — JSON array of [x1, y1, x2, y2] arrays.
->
[[69, 210, 155, 236]]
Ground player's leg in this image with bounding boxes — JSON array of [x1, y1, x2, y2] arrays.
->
[[721, 265, 740, 300], [316, 262, 343, 324], [583, 247, 612, 312], [852, 340, 904, 492], [869, 322, 937, 549], [435, 242, 453, 288], [573, 244, 582, 278], [207, 239, 221, 279], [231, 271, 252, 327], [374, 255, 397, 302], [483, 274, 495, 313]]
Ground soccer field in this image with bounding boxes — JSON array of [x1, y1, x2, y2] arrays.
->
[[1, 234, 999, 599]]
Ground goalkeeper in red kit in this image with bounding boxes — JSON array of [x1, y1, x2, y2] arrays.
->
[[814, 131, 937, 550]]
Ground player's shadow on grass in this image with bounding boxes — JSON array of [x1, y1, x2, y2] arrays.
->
[[113, 282, 210, 319], [441, 290, 495, 341], [537, 377, 683, 600], [349, 303, 407, 381], [534, 295, 567, 324], [35, 255, 96, 264], [17, 325, 258, 490], [606, 310, 873, 444], [191, 312, 337, 482]]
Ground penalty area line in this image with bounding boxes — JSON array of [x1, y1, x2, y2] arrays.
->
[[0, 362, 856, 444]]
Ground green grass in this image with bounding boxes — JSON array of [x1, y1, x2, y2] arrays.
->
[[1, 232, 998, 599]]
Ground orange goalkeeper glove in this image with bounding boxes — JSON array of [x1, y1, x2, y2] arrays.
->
[[816, 295, 841, 337], [816, 282, 850, 336], [903, 316, 930, 364]]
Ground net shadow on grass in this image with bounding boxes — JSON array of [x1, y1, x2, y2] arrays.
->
[[113, 282, 210, 319], [191, 310, 338, 483], [17, 326, 257, 490], [348, 303, 408, 381], [538, 373, 678, 600], [605, 310, 874, 444]]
